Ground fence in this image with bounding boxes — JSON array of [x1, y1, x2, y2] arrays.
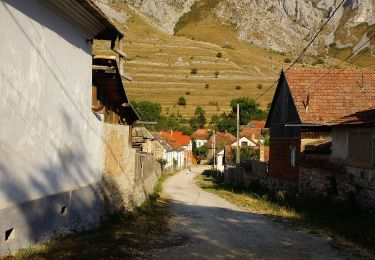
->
[[223, 161, 268, 187]]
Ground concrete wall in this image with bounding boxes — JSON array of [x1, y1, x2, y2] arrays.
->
[[101, 124, 162, 214], [0, 0, 103, 254], [331, 128, 348, 161], [331, 126, 375, 169]]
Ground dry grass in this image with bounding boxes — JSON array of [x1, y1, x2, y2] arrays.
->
[[196, 174, 299, 219]]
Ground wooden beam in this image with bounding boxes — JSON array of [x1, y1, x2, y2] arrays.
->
[[121, 73, 133, 81], [92, 65, 116, 73]]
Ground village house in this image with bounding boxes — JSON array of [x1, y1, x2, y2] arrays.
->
[[0, 0, 127, 254], [161, 131, 192, 167], [266, 68, 375, 184], [160, 133, 185, 169], [191, 128, 210, 148], [131, 126, 155, 153], [152, 133, 175, 173], [298, 108, 375, 209]]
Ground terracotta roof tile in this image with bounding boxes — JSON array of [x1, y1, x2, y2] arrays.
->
[[285, 68, 375, 124], [191, 129, 210, 140], [240, 128, 265, 142], [329, 107, 375, 126], [160, 131, 191, 147], [208, 132, 236, 149]]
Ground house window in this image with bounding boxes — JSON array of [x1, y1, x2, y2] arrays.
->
[[291, 147, 296, 167], [241, 141, 248, 147]]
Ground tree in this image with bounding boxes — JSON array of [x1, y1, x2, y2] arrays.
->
[[193, 144, 209, 163], [232, 147, 260, 165], [189, 106, 206, 131], [132, 100, 162, 122], [177, 97, 186, 106], [230, 97, 267, 124]]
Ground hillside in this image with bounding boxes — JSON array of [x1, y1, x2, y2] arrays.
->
[[95, 0, 373, 120]]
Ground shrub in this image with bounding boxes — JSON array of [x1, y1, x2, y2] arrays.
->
[[216, 52, 223, 58], [235, 85, 241, 90], [257, 83, 263, 89], [315, 57, 325, 65], [214, 71, 220, 78], [185, 91, 191, 95], [284, 58, 291, 63], [205, 83, 209, 89], [191, 68, 198, 75], [177, 97, 187, 106]]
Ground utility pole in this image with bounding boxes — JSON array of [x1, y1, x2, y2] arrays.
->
[[236, 103, 240, 165], [213, 130, 216, 171]]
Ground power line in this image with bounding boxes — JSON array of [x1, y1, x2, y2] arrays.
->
[[294, 36, 375, 99], [254, 0, 346, 101]]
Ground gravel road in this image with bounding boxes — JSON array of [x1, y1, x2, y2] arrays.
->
[[148, 166, 352, 260]]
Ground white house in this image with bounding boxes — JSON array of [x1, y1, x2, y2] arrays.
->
[[0, 0, 123, 254], [192, 128, 210, 148], [231, 137, 257, 148]]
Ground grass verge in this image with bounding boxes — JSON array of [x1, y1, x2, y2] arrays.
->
[[5, 174, 171, 260], [196, 172, 375, 256]]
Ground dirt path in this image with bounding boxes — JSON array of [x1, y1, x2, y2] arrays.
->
[[146, 166, 353, 259]]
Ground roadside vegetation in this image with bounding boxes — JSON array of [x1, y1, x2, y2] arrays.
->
[[196, 171, 375, 255], [6, 174, 171, 259]]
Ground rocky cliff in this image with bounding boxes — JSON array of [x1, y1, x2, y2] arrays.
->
[[125, 0, 374, 55]]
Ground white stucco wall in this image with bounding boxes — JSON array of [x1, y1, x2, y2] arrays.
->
[[0, 0, 103, 209], [231, 137, 256, 147], [196, 139, 207, 148], [216, 150, 225, 172]]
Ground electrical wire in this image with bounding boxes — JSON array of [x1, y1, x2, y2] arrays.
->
[[254, 0, 346, 101]]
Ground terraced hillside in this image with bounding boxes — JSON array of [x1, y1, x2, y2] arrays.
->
[[94, 1, 345, 120]]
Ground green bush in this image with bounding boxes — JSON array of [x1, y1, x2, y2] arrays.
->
[[191, 68, 198, 75], [257, 83, 263, 89], [214, 71, 220, 78], [177, 96, 187, 106], [235, 85, 242, 90], [205, 83, 209, 89], [216, 52, 223, 58], [284, 58, 291, 63], [185, 91, 191, 95]]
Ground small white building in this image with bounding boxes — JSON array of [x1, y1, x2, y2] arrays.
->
[[192, 129, 210, 148]]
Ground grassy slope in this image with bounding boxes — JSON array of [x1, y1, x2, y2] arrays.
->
[[95, 1, 288, 120], [95, 1, 361, 120]]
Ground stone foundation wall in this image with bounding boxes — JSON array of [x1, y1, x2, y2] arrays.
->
[[101, 124, 161, 215], [224, 162, 297, 193], [224, 160, 375, 209], [300, 166, 375, 209]]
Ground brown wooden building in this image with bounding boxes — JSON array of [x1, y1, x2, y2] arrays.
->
[[92, 55, 139, 126], [266, 69, 375, 183]]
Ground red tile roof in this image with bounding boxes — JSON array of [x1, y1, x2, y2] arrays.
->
[[161, 131, 191, 147], [329, 107, 375, 126], [240, 128, 265, 142], [160, 133, 184, 151], [191, 129, 210, 140], [285, 68, 375, 124], [208, 132, 237, 149]]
